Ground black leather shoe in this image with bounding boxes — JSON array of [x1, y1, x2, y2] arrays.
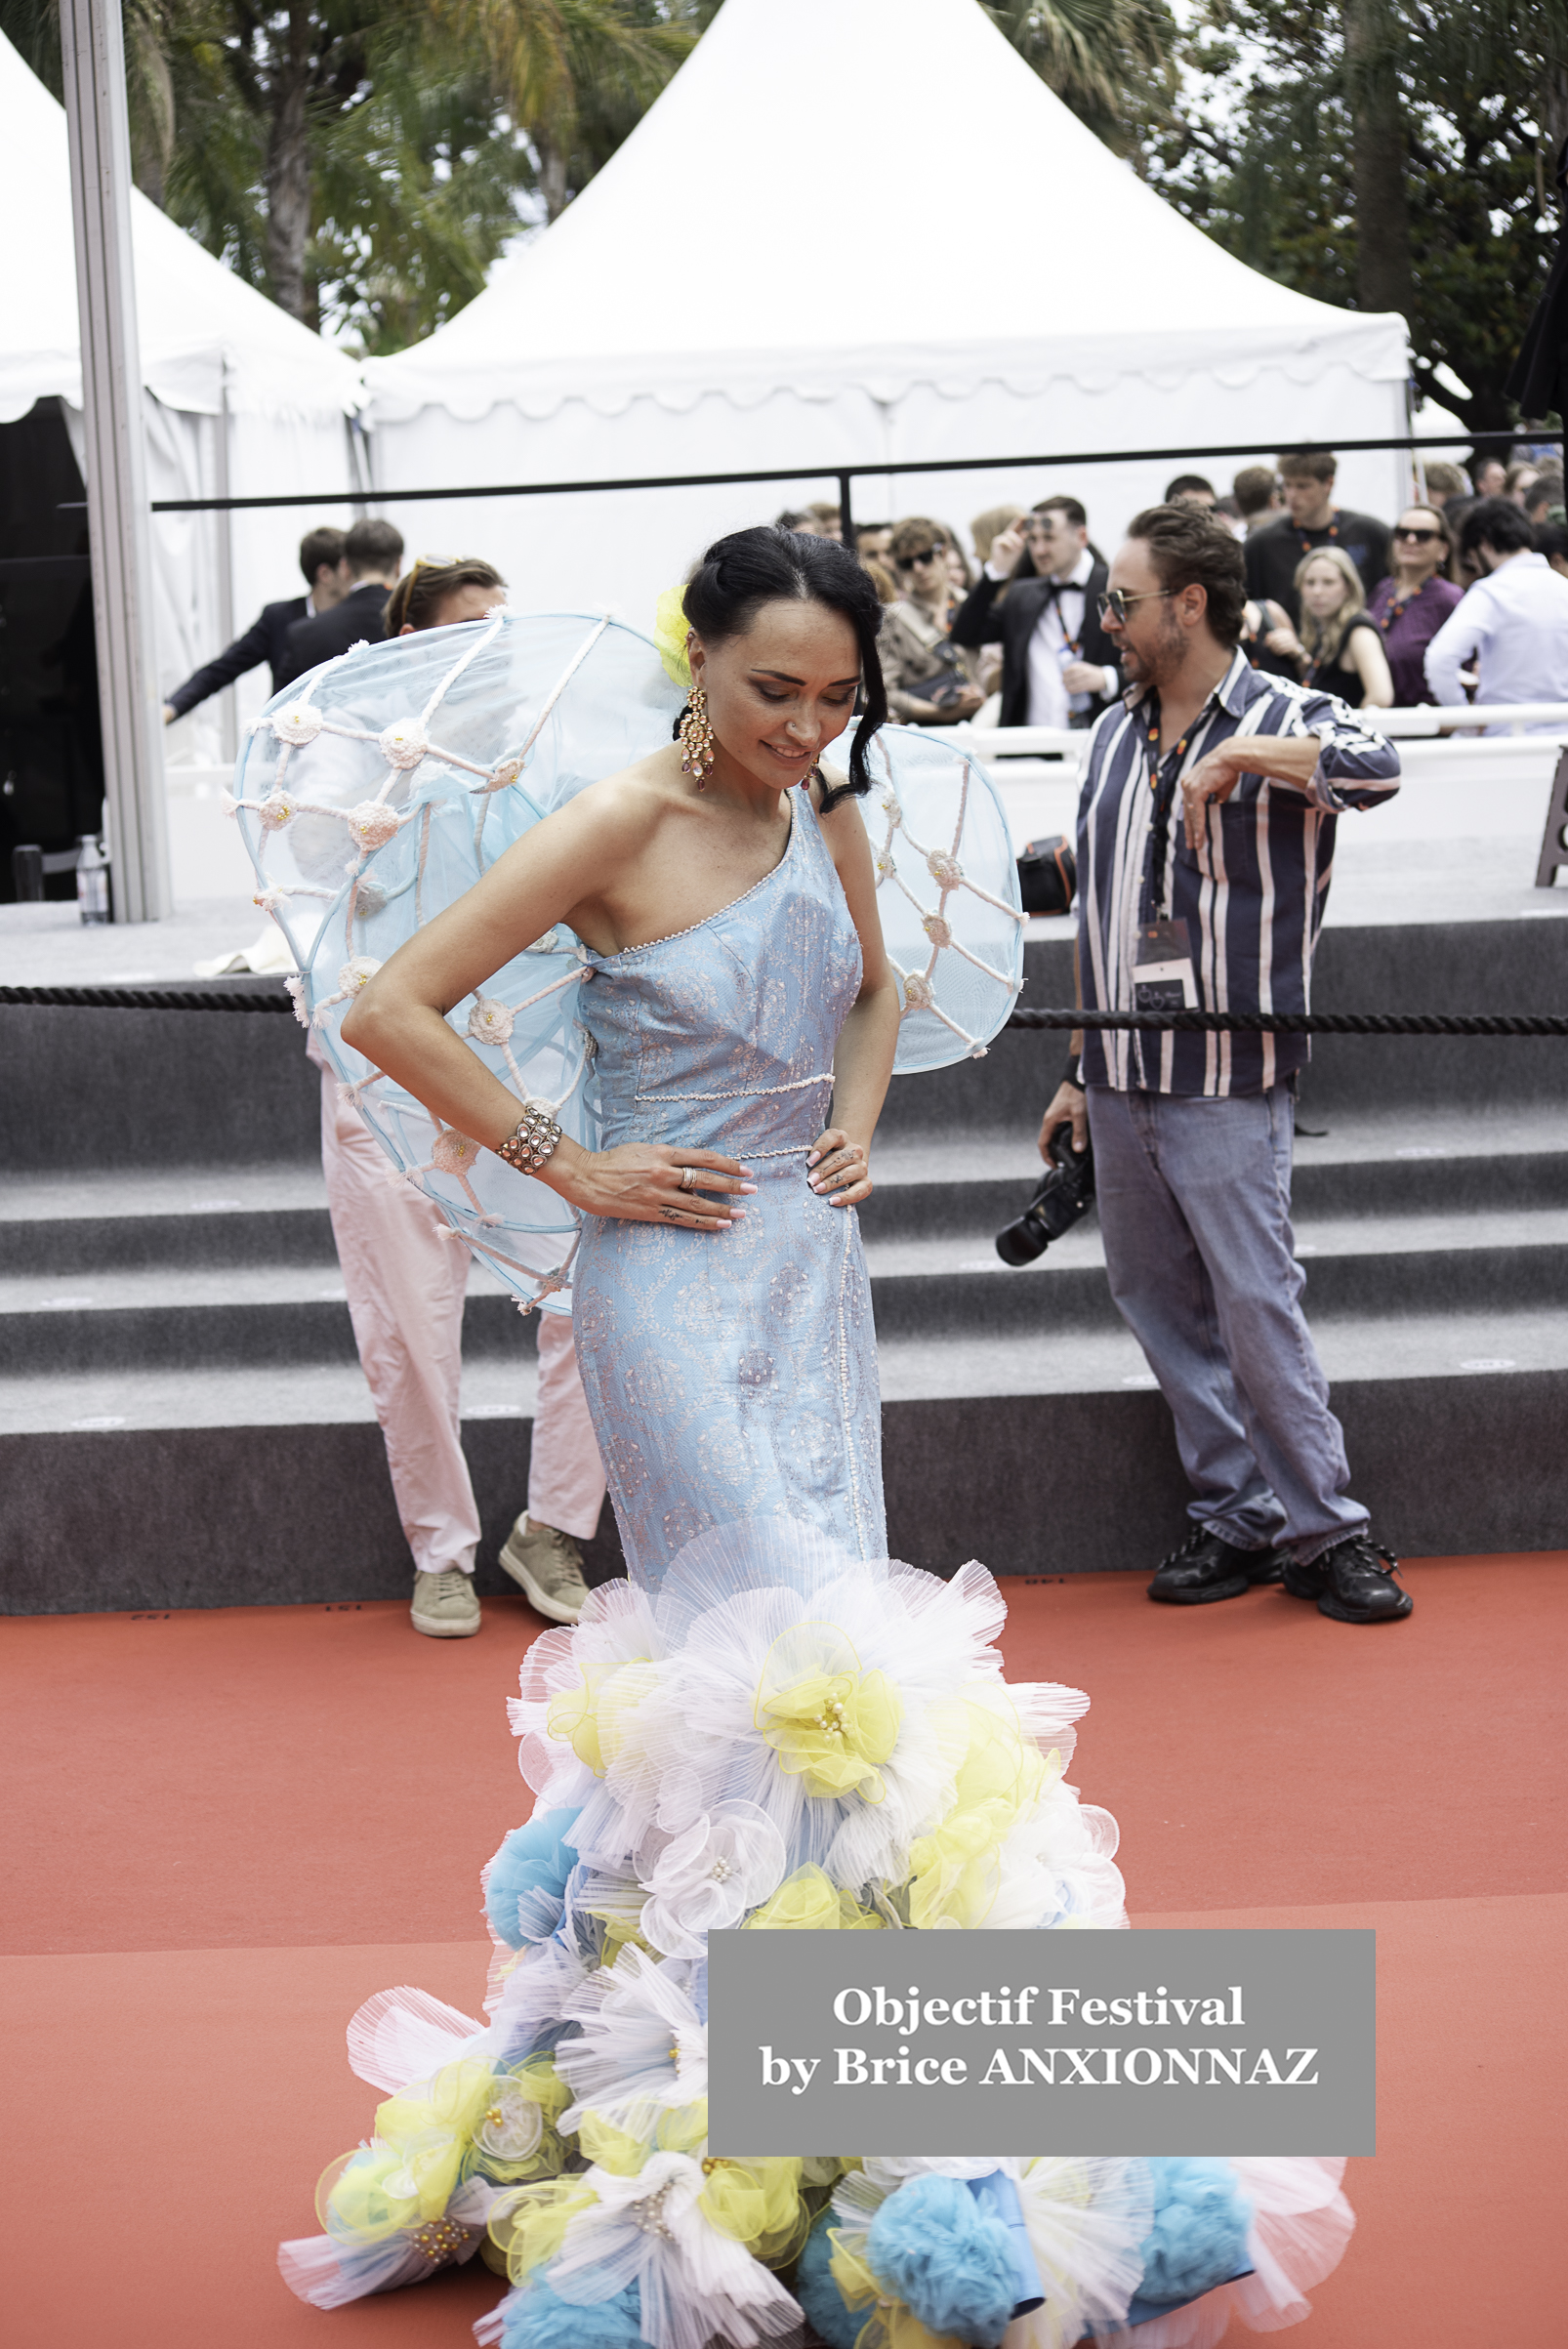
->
[[1148, 1525, 1284, 1605], [1282, 1533, 1412, 1624]]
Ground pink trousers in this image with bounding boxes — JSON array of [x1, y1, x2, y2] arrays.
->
[[319, 1067, 607, 1573]]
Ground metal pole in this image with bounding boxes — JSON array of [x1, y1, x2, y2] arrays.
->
[[215, 360, 237, 764], [59, 0, 172, 922]]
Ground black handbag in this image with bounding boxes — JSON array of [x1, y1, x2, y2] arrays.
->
[[1015, 834, 1077, 916], [911, 637, 970, 709]]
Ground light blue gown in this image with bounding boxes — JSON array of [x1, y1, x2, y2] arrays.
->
[[572, 787, 886, 1587]]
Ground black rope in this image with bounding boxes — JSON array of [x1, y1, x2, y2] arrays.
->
[[1006, 1007, 1568, 1037], [1, 983, 1563, 1034], [0, 982, 296, 1012]]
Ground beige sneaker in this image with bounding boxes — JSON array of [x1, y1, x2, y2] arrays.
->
[[499, 1513, 590, 1624], [410, 1567, 481, 1637]]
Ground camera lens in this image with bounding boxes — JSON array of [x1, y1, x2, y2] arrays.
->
[[993, 1128, 1095, 1266]]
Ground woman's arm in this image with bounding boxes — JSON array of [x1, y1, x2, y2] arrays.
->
[[1348, 619, 1395, 708], [342, 783, 752, 1232], [809, 779, 902, 1207]]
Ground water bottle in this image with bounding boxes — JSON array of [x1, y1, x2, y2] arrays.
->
[[75, 834, 110, 925]]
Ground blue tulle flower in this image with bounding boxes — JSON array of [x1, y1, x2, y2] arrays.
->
[[496, 2277, 648, 2349], [866, 2173, 1019, 2349], [796, 2209, 860, 2349], [483, 1807, 583, 1948], [1137, 2158, 1255, 2304]]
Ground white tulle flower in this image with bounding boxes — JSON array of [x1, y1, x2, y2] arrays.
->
[[379, 717, 429, 768], [556, 1946, 707, 2134], [473, 2079, 545, 2166], [546, 2151, 803, 2349], [338, 956, 381, 996], [640, 1801, 788, 1958], [270, 702, 323, 746], [257, 789, 298, 831]]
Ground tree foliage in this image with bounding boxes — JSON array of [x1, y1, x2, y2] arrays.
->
[[1, 0, 692, 349], [984, 0, 1177, 162], [1143, 3, 1568, 433]]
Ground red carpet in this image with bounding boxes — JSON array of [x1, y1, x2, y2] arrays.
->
[[4, 1553, 1564, 2345]]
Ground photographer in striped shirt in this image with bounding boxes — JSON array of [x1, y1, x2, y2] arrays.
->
[[1038, 504, 1412, 1626]]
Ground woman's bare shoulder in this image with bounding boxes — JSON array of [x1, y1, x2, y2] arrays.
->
[[548, 748, 682, 851]]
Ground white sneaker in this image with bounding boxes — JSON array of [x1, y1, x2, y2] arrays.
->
[[499, 1513, 590, 1624], [410, 1567, 481, 1637]]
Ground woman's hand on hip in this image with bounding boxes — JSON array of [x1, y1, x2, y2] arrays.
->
[[557, 1142, 756, 1231], [807, 1127, 873, 1208]]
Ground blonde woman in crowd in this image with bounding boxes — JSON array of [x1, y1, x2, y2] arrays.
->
[[1271, 546, 1394, 709]]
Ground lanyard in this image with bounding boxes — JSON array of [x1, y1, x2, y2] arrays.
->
[[1049, 576, 1085, 659], [1376, 576, 1424, 634], [1300, 514, 1339, 558], [1142, 695, 1209, 917]]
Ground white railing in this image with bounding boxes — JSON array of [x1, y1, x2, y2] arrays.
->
[[958, 707, 1568, 762]]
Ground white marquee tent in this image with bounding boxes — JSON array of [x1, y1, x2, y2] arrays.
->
[[365, 0, 1411, 622], [0, 31, 362, 762]]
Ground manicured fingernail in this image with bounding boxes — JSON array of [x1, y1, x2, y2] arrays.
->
[[808, 1178, 822, 1191], [729, 1207, 746, 1218], [805, 1151, 820, 1166], [738, 1183, 758, 1195]]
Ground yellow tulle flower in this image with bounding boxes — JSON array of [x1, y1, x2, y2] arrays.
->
[[701, 2156, 808, 2266], [487, 2175, 599, 2285], [906, 1699, 1059, 1929], [575, 2099, 708, 2177], [547, 1658, 655, 1776], [755, 1625, 903, 1801], [745, 1863, 885, 1931], [828, 2227, 968, 2349], [652, 586, 693, 686], [319, 2055, 573, 2245]]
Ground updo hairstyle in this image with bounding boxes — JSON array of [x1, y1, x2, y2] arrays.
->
[[384, 555, 506, 636], [677, 525, 887, 809]]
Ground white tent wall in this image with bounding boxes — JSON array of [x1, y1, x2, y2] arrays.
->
[[368, 367, 1408, 632], [365, 0, 1410, 623]]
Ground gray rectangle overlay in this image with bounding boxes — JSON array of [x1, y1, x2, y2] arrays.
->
[[707, 1929, 1374, 2156]]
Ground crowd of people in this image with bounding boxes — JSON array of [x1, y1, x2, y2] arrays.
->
[[836, 443, 1568, 729]]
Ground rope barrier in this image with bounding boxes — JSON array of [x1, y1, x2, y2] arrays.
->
[[0, 982, 296, 1012], [1, 983, 1563, 1035], [1006, 1007, 1568, 1037]]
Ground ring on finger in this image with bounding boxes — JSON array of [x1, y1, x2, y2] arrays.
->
[[679, 1166, 699, 1192]]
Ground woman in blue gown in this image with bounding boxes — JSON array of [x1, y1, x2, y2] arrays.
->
[[281, 530, 1354, 2349], [342, 528, 897, 1587]]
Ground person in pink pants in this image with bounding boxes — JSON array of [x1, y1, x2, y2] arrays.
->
[[318, 1062, 605, 1638]]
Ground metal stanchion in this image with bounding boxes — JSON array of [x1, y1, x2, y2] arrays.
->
[[59, 0, 172, 923]]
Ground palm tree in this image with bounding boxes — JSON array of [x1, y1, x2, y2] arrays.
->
[[983, 0, 1177, 158]]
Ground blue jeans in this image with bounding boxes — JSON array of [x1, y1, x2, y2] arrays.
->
[[1086, 1083, 1367, 1566]]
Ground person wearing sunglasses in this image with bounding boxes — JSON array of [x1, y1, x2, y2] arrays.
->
[[949, 493, 1119, 728], [1365, 507, 1463, 705], [1037, 502, 1412, 1627], [878, 515, 984, 723]]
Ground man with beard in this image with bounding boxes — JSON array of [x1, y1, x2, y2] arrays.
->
[[1035, 504, 1412, 1626]]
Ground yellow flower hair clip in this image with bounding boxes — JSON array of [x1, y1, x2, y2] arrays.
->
[[652, 586, 694, 688]]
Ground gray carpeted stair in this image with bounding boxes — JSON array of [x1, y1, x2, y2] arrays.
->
[[1, 920, 1563, 1612]]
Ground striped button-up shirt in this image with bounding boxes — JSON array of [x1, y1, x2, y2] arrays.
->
[[1076, 651, 1400, 1096]]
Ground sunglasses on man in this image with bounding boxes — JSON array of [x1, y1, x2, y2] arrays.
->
[[1096, 588, 1176, 624], [895, 548, 944, 572]]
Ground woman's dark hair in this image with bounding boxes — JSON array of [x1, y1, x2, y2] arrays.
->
[[1126, 502, 1248, 646], [677, 525, 887, 809], [384, 555, 505, 635]]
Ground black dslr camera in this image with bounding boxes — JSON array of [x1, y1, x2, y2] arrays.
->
[[994, 1126, 1095, 1266]]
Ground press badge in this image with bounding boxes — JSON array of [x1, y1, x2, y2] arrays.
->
[[1132, 918, 1197, 1011]]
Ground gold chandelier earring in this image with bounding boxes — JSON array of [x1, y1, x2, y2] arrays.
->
[[679, 684, 716, 787]]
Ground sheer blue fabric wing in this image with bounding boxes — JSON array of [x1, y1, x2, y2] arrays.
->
[[229, 611, 1022, 1312], [865, 725, 1026, 1068]]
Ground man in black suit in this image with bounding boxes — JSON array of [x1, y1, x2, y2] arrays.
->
[[949, 496, 1118, 727], [163, 525, 350, 722], [277, 517, 405, 689]]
